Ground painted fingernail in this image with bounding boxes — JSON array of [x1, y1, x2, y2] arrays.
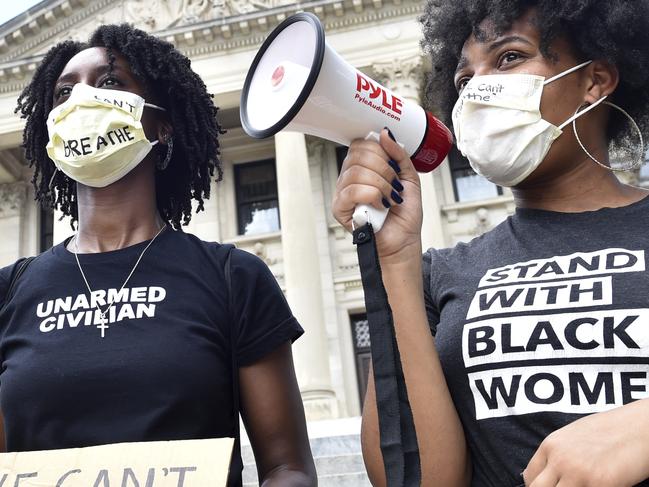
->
[[384, 127, 396, 142], [391, 179, 404, 192], [388, 159, 401, 174], [391, 190, 403, 204], [381, 197, 391, 209]]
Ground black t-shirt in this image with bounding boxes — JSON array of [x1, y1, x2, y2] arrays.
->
[[423, 196, 649, 487], [0, 228, 303, 485]]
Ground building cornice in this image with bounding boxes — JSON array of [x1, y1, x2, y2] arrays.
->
[[0, 0, 424, 94], [0, 0, 101, 62], [180, 1, 422, 59]]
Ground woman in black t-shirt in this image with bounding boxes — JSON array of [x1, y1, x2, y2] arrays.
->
[[333, 1, 649, 486], [0, 24, 315, 487]]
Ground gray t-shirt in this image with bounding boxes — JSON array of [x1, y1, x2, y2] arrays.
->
[[423, 195, 649, 487]]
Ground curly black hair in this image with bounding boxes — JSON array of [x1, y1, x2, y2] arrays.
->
[[15, 23, 224, 229], [421, 0, 649, 148]]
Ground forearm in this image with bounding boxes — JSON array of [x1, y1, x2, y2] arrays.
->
[[261, 467, 316, 487], [240, 344, 317, 487], [361, 250, 470, 486]]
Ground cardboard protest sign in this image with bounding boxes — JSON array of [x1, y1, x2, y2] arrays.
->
[[0, 437, 234, 486]]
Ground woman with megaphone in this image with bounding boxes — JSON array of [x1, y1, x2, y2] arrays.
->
[[0, 23, 316, 487], [333, 1, 649, 486]]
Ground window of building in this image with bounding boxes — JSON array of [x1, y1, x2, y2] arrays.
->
[[234, 159, 280, 236], [39, 206, 54, 252], [449, 145, 502, 202], [350, 312, 372, 404]]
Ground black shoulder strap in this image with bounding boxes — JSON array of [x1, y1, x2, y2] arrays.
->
[[224, 244, 243, 487], [1, 256, 36, 316], [353, 223, 421, 487], [225, 244, 240, 433]]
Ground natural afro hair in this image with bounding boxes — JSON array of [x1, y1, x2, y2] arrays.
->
[[421, 0, 649, 148], [15, 23, 224, 229]]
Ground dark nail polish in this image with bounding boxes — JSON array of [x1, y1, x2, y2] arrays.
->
[[391, 179, 404, 192], [388, 159, 401, 174], [391, 190, 403, 204], [381, 197, 391, 209], [385, 127, 396, 142]]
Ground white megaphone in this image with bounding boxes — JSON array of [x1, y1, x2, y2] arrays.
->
[[240, 12, 453, 232]]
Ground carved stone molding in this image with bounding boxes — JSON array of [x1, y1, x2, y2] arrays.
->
[[372, 54, 424, 103], [472, 207, 492, 237], [306, 137, 326, 166], [329, 222, 347, 240], [252, 240, 277, 265], [0, 0, 425, 93], [124, 0, 300, 31], [0, 182, 27, 218], [0, 0, 113, 63], [343, 279, 362, 291], [301, 389, 339, 421]]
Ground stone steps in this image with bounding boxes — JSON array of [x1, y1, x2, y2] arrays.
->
[[242, 453, 370, 486], [241, 417, 371, 487], [317, 471, 372, 487]]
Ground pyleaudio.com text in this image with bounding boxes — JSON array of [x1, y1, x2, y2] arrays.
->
[[353, 94, 402, 121]]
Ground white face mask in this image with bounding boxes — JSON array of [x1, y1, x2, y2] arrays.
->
[[46, 83, 166, 188], [452, 60, 605, 187]]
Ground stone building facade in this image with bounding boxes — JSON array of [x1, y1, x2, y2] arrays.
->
[[0, 0, 520, 421], [2, 0, 643, 484]]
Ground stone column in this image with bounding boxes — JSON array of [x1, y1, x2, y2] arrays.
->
[[274, 131, 338, 420], [373, 55, 446, 250], [0, 182, 27, 265], [20, 180, 39, 258]]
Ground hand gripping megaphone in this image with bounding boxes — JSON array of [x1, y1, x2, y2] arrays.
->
[[240, 12, 453, 232]]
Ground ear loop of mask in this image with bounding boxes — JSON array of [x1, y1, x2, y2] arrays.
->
[[48, 167, 58, 190], [570, 100, 645, 172], [542, 59, 644, 171], [543, 60, 593, 85], [144, 103, 166, 112], [144, 103, 166, 148], [558, 95, 608, 131]]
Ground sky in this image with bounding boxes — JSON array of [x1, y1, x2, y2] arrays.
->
[[0, 0, 45, 28]]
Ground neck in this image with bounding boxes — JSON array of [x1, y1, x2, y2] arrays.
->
[[513, 151, 647, 213], [73, 162, 165, 253]]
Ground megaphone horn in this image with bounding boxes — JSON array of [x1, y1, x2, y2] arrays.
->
[[241, 12, 453, 232]]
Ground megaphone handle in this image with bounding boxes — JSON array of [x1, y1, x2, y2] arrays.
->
[[351, 131, 403, 232]]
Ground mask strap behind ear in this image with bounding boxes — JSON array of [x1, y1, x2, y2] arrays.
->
[[559, 95, 607, 130], [48, 168, 59, 190], [144, 103, 166, 112], [544, 60, 593, 85]]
